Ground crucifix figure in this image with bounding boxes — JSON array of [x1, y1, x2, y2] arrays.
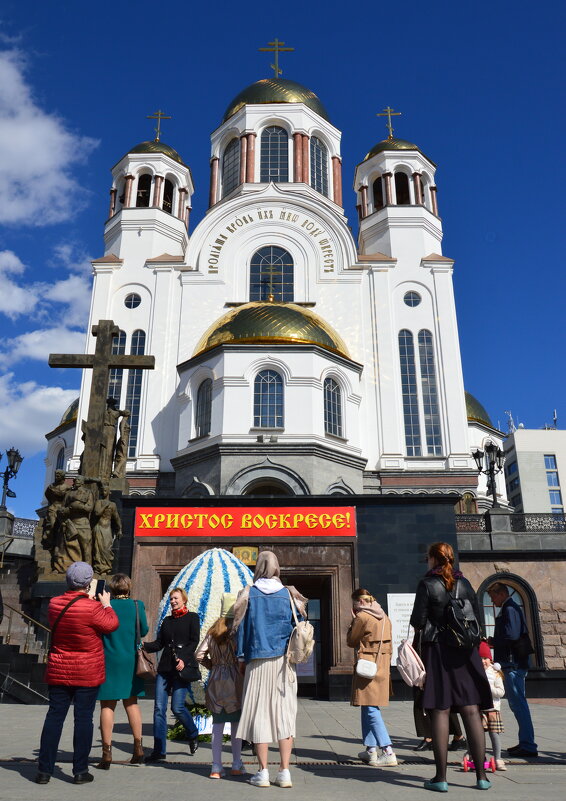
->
[[258, 38, 294, 78], [377, 106, 402, 140], [49, 320, 155, 483], [147, 109, 172, 142]]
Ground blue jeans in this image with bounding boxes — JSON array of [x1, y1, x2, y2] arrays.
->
[[503, 667, 537, 751], [153, 673, 198, 755], [38, 685, 99, 775], [361, 705, 392, 749]]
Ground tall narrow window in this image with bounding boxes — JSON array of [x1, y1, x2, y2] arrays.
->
[[254, 370, 283, 428], [310, 136, 328, 196], [399, 329, 421, 456], [372, 177, 384, 210], [324, 378, 343, 437], [136, 174, 152, 207], [125, 329, 146, 457], [249, 246, 294, 302], [395, 172, 410, 205], [418, 330, 443, 455], [195, 378, 212, 438], [162, 178, 174, 213], [108, 329, 126, 404], [55, 447, 65, 471], [222, 138, 240, 197], [260, 126, 288, 182]]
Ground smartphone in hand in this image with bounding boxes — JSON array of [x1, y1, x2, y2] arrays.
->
[[95, 579, 106, 598]]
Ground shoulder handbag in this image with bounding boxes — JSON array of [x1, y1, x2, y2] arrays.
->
[[286, 590, 315, 665], [134, 600, 157, 680], [355, 616, 385, 679], [171, 643, 201, 683], [396, 624, 426, 688]]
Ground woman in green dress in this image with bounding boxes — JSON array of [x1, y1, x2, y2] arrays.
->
[[96, 573, 148, 768]]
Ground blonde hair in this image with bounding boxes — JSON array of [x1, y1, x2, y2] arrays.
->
[[208, 616, 233, 645], [169, 586, 188, 603], [351, 588, 375, 603]]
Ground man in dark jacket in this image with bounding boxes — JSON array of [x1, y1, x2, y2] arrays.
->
[[488, 582, 537, 757]]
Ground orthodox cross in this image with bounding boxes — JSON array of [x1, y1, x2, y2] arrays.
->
[[377, 106, 402, 140], [49, 320, 155, 480], [259, 38, 294, 78], [147, 109, 172, 142]]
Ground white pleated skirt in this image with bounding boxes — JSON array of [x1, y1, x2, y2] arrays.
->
[[236, 655, 297, 743]]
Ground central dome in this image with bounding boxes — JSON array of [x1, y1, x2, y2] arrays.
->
[[223, 78, 330, 122], [194, 302, 349, 358]]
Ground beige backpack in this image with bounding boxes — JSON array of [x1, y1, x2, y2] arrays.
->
[[286, 590, 315, 664]]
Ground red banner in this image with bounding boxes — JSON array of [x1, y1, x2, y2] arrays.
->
[[135, 506, 356, 537]]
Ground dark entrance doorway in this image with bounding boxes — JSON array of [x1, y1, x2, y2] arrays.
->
[[283, 572, 333, 699]]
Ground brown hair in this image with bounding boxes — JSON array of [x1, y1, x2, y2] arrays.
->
[[488, 582, 509, 597], [170, 587, 188, 603], [428, 542, 456, 591], [351, 587, 375, 603], [108, 573, 132, 597], [208, 616, 233, 645]]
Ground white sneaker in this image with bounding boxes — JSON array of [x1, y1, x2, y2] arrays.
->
[[274, 769, 292, 788], [374, 752, 398, 767], [358, 750, 378, 766], [249, 769, 270, 787]]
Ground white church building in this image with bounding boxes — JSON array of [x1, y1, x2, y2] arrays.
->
[[45, 77, 506, 508]]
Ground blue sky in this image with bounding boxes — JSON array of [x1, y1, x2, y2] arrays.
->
[[0, 0, 564, 518]]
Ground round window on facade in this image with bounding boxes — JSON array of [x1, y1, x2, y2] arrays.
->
[[124, 293, 141, 309], [404, 291, 421, 307]]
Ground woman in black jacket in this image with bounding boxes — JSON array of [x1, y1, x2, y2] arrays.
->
[[410, 542, 493, 792], [143, 587, 201, 762]]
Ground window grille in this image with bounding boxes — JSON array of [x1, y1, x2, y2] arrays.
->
[[222, 138, 240, 197], [418, 330, 443, 455], [310, 136, 328, 196], [125, 329, 146, 458], [195, 379, 212, 438], [254, 370, 284, 428], [324, 378, 343, 437], [399, 329, 421, 455], [260, 126, 288, 183], [249, 246, 294, 301]]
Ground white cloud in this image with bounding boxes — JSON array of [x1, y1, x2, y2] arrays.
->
[[0, 248, 40, 317], [0, 326, 86, 367], [0, 49, 98, 226], [0, 372, 79, 456]]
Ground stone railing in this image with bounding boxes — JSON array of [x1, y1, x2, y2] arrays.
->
[[13, 518, 37, 538], [456, 512, 566, 534], [510, 513, 566, 533], [455, 514, 487, 532]]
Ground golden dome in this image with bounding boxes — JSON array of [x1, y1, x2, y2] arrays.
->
[[465, 392, 493, 427], [60, 398, 79, 426], [127, 139, 185, 165], [223, 78, 330, 122], [363, 137, 421, 162], [194, 302, 349, 359]]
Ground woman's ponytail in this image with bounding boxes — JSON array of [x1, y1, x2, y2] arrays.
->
[[428, 542, 456, 591]]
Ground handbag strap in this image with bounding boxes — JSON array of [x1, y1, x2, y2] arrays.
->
[[134, 600, 142, 649], [49, 595, 87, 652], [287, 589, 300, 627]]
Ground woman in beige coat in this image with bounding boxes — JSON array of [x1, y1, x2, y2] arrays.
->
[[347, 588, 397, 767]]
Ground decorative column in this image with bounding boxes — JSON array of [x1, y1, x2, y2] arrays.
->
[[185, 205, 191, 231], [209, 157, 219, 207], [108, 188, 117, 218], [293, 133, 303, 182], [302, 134, 310, 183], [152, 175, 164, 208], [412, 172, 423, 204], [383, 172, 393, 205], [360, 185, 368, 219], [332, 156, 343, 206], [177, 187, 188, 220], [123, 174, 134, 208], [239, 135, 248, 185], [430, 185, 439, 216], [246, 133, 256, 183]]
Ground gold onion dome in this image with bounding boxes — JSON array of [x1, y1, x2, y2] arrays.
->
[[364, 137, 421, 162], [60, 398, 79, 426], [127, 140, 185, 165], [465, 392, 493, 428], [223, 78, 330, 122], [194, 302, 349, 359]]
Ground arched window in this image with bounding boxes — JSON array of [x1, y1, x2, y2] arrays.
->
[[254, 370, 284, 428], [162, 178, 174, 213], [310, 136, 328, 196], [136, 174, 152, 207], [260, 126, 288, 183], [55, 447, 65, 471], [222, 138, 240, 197], [249, 246, 294, 302], [395, 172, 410, 205], [372, 177, 384, 211], [418, 330, 443, 455], [108, 329, 126, 404], [195, 378, 212, 438], [125, 329, 146, 457], [399, 329, 421, 456], [324, 377, 343, 437]]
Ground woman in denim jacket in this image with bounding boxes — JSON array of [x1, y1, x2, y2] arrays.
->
[[234, 551, 307, 789]]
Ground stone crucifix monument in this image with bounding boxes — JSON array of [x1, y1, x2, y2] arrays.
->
[[41, 319, 155, 575]]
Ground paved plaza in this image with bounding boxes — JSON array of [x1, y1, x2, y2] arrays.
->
[[0, 698, 564, 801]]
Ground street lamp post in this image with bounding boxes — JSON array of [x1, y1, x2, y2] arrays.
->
[[472, 441, 505, 508], [0, 447, 24, 510]]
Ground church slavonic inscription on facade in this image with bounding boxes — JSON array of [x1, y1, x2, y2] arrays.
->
[[206, 207, 335, 273]]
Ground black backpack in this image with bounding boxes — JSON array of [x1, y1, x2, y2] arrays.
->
[[440, 579, 481, 650]]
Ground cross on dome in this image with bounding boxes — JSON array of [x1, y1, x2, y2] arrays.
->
[[258, 38, 294, 78], [377, 106, 402, 140], [146, 109, 172, 142]]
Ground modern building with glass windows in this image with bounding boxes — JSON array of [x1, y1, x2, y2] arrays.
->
[[503, 428, 566, 514]]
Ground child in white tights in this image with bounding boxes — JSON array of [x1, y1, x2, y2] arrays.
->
[[196, 593, 245, 778], [478, 640, 506, 770]]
